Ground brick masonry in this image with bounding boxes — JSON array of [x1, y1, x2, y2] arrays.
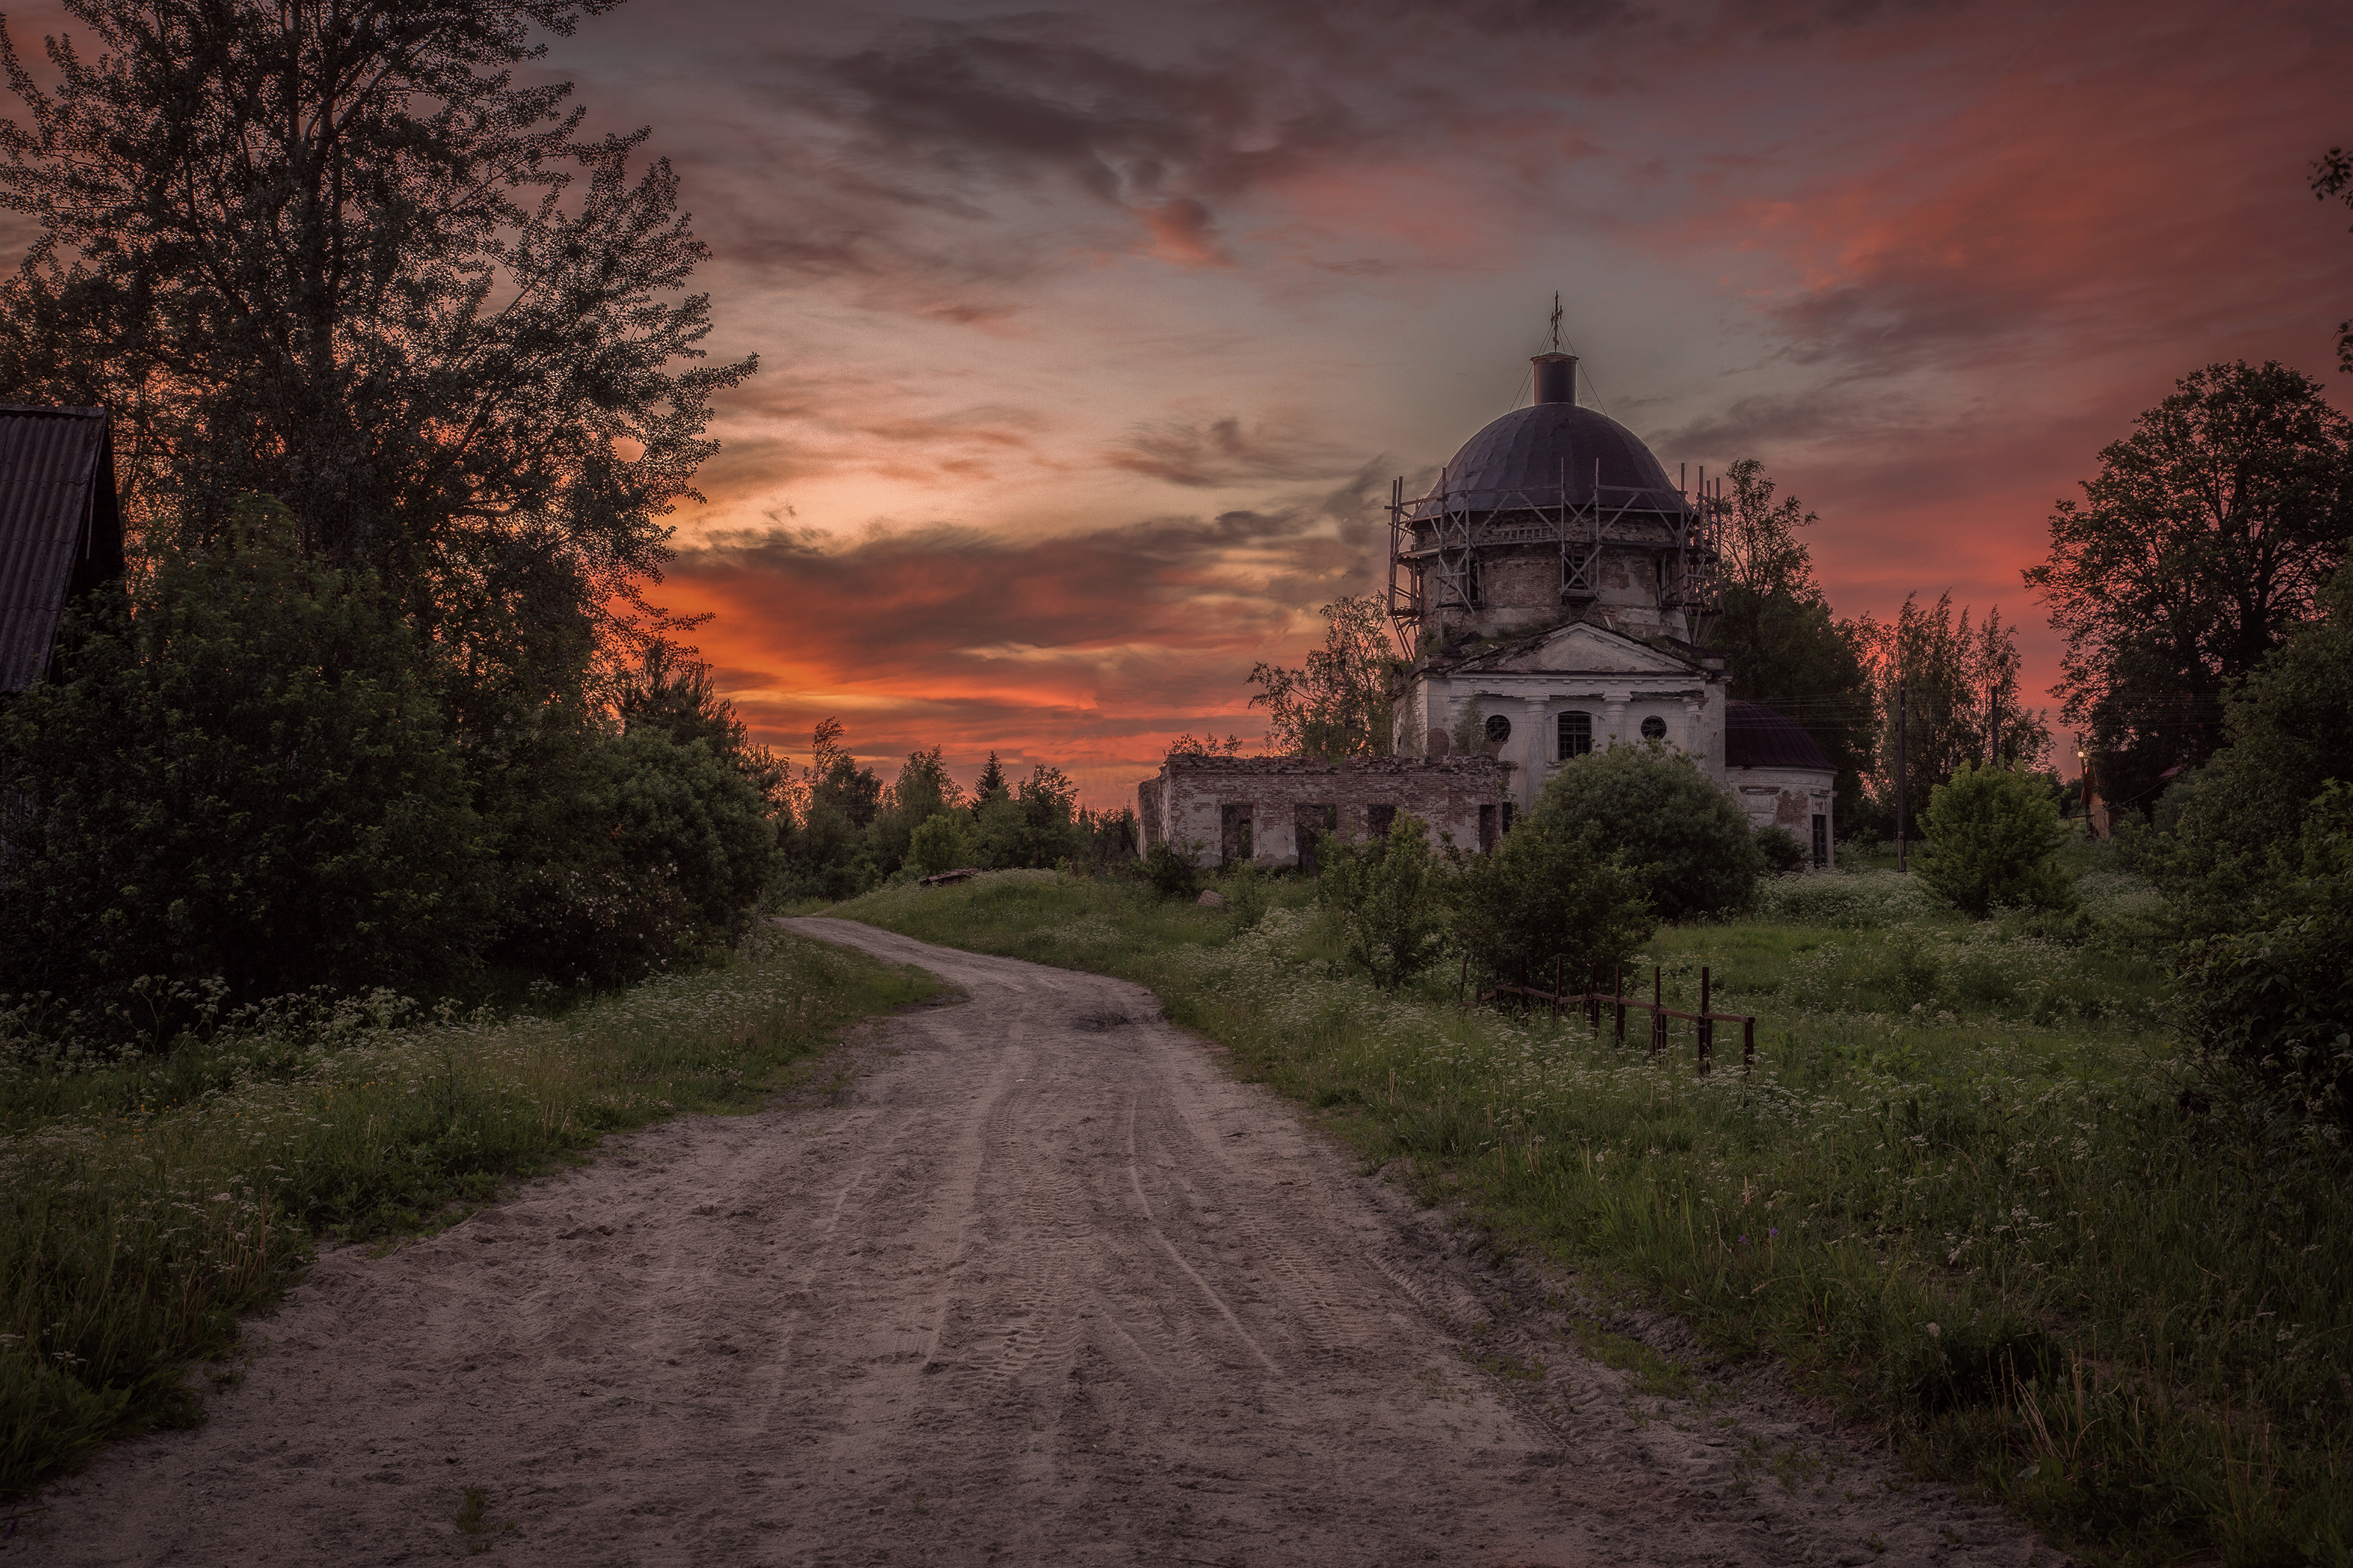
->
[[1138, 754, 1510, 867]]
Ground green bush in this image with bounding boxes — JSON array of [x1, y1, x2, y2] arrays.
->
[[2152, 552, 2353, 933], [493, 730, 776, 982], [908, 813, 974, 877], [1914, 763, 2074, 917], [2177, 784, 2353, 1130], [1531, 743, 1764, 919], [1142, 838, 1202, 901], [1450, 820, 1652, 989], [0, 504, 490, 1012], [1755, 826, 1808, 875], [1221, 859, 1271, 931], [1342, 814, 1447, 989]]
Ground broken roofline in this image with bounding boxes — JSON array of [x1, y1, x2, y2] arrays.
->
[[1154, 754, 1506, 773]]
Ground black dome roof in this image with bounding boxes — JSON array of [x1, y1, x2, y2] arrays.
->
[[1725, 701, 1833, 772], [1414, 401, 1680, 517]]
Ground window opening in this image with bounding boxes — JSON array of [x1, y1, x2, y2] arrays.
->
[[1640, 715, 1668, 741], [1811, 813, 1829, 869], [1296, 803, 1336, 873], [1484, 712, 1511, 745], [1220, 803, 1252, 864], [1557, 710, 1593, 760]]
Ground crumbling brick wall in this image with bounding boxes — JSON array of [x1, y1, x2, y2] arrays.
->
[[1135, 755, 1509, 867]]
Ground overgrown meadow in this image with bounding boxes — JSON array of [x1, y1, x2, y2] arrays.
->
[[0, 930, 934, 1499], [832, 859, 2349, 1568]]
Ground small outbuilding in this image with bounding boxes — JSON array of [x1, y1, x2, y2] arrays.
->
[[1724, 699, 1835, 867], [0, 406, 124, 695]]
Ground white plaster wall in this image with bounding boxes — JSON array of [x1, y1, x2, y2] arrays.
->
[[1728, 764, 1836, 868]]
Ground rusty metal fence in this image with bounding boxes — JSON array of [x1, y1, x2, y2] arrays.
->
[[1457, 956, 1755, 1074]]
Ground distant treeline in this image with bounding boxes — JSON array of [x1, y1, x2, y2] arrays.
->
[[776, 720, 1138, 903]]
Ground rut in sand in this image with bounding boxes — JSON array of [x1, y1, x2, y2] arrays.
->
[[19, 919, 2059, 1567]]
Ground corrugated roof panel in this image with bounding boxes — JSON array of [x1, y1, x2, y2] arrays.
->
[[0, 406, 110, 693]]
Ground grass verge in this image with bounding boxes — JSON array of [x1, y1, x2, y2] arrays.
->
[[0, 926, 935, 1498], [831, 868, 2348, 1568]]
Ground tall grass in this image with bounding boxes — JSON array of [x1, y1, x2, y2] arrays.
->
[[834, 869, 2350, 1567], [0, 928, 934, 1497]]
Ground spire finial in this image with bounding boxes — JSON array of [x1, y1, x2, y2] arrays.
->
[[1549, 290, 1563, 353]]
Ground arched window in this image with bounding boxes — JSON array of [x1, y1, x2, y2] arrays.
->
[[1640, 715, 1668, 741], [1485, 713, 1512, 745], [1557, 710, 1592, 759]]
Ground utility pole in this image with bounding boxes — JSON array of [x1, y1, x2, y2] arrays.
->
[[1896, 683, 1908, 873]]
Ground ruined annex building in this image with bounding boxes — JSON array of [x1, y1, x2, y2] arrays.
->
[[1138, 348, 1836, 868]]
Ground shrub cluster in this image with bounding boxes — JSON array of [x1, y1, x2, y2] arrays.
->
[[1530, 742, 1765, 920], [1914, 762, 2074, 917], [0, 506, 783, 1031], [2147, 552, 2353, 1131]]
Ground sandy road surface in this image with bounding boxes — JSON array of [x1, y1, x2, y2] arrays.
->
[[21, 920, 2057, 1567]]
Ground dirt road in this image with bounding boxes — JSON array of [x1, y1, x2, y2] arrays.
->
[[21, 920, 2056, 1567]]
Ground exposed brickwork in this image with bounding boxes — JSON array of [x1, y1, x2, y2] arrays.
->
[[1136, 754, 1508, 867]]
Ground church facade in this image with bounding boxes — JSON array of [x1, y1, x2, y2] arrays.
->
[[1137, 347, 1835, 868]]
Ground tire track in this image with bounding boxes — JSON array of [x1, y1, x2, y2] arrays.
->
[[21, 914, 2065, 1568]]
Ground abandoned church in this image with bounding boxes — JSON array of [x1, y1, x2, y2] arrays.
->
[[1137, 348, 1836, 869]]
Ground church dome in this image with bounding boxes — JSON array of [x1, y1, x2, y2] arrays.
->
[[1411, 399, 1680, 518]]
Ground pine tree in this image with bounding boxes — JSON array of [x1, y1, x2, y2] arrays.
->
[[973, 752, 1009, 808]]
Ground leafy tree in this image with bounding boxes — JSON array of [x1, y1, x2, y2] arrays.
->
[[1532, 743, 1763, 920], [0, 500, 488, 1005], [1856, 592, 2048, 837], [2024, 362, 2352, 820], [1449, 820, 1652, 991], [807, 717, 882, 828], [974, 764, 1082, 869], [2315, 146, 2353, 375], [1913, 763, 2074, 917], [1248, 595, 1403, 759], [596, 731, 776, 938], [618, 641, 788, 811], [2149, 547, 2353, 928], [1073, 806, 1140, 876], [908, 812, 974, 878], [868, 746, 965, 874], [1340, 813, 1446, 989], [0, 0, 752, 660], [1710, 459, 1880, 826]]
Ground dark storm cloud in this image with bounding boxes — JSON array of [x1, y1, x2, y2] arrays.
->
[[674, 488, 1381, 689], [777, 17, 1364, 263], [1102, 416, 1365, 488]]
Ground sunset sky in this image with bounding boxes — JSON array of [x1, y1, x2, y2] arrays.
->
[[90, 0, 2353, 803]]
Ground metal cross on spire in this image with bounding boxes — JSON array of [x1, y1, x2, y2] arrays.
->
[[1548, 290, 1563, 352]]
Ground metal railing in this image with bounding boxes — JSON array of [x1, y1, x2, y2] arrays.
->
[[1458, 957, 1755, 1074]]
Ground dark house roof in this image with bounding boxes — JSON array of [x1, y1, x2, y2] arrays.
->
[[0, 406, 124, 694], [1406, 401, 1681, 520], [1725, 700, 1833, 772]]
